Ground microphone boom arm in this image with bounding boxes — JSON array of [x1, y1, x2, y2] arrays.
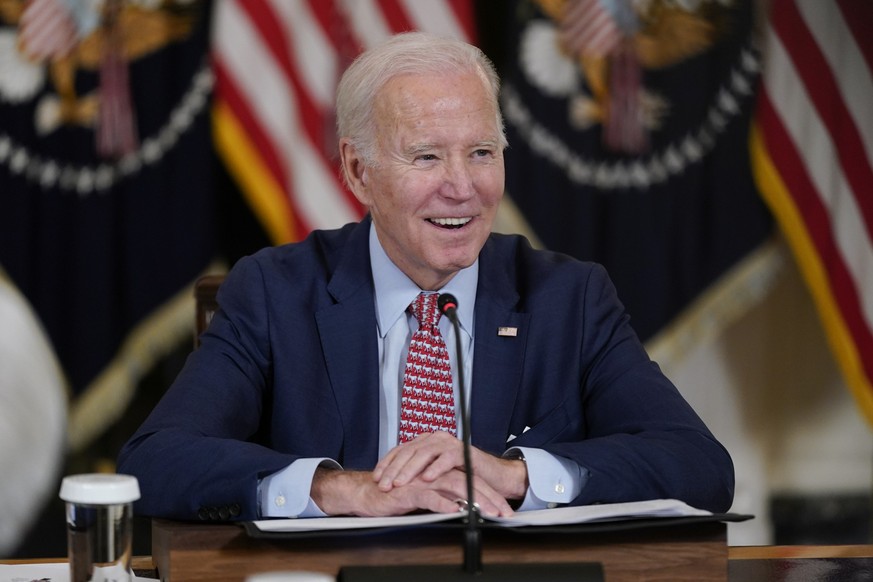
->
[[439, 293, 481, 574]]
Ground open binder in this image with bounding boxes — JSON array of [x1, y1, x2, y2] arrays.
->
[[243, 498, 752, 538]]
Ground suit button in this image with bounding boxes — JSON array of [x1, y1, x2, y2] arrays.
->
[[208, 507, 220, 520], [219, 506, 230, 520], [197, 507, 210, 521], [229, 504, 241, 517]]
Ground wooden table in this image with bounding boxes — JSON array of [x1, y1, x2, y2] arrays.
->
[[151, 518, 730, 581], [728, 545, 873, 581], [6, 532, 870, 581]]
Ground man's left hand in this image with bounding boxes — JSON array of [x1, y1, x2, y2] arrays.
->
[[373, 432, 528, 505]]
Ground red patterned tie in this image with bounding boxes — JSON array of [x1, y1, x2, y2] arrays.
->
[[398, 293, 457, 443]]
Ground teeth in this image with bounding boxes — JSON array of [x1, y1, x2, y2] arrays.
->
[[430, 217, 472, 227]]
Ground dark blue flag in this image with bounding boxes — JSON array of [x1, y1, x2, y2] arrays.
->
[[0, 0, 216, 450], [500, 0, 773, 343]]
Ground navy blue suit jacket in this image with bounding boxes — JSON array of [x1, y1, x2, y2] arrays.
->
[[118, 218, 734, 520]]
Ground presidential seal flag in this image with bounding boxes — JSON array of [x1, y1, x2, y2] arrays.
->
[[211, 0, 477, 244], [499, 0, 774, 353], [751, 0, 873, 425], [0, 0, 217, 450]]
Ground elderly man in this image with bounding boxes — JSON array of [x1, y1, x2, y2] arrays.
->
[[118, 32, 733, 521]]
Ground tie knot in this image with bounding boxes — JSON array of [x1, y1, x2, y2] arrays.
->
[[410, 292, 441, 330]]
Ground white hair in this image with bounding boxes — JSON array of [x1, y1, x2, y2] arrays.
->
[[336, 31, 507, 173]]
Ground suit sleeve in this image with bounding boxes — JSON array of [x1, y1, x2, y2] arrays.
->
[[116, 257, 300, 521], [535, 264, 735, 513]]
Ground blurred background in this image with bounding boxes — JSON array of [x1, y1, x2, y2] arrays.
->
[[1, 0, 870, 558]]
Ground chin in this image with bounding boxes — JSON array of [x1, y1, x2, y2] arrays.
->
[[436, 254, 477, 275]]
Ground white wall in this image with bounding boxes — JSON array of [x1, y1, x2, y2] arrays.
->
[[661, 240, 873, 545]]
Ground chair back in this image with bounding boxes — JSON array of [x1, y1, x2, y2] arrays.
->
[[194, 274, 224, 347]]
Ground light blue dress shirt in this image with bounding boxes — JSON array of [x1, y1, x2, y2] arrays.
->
[[259, 224, 587, 517]]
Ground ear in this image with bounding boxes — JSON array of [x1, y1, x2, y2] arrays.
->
[[339, 138, 372, 206]]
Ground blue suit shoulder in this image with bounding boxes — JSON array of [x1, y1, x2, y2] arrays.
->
[[483, 232, 613, 304], [485, 232, 603, 274], [224, 222, 366, 299], [245, 221, 361, 271]]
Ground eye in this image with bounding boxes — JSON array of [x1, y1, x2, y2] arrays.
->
[[472, 148, 493, 159], [416, 153, 438, 162]]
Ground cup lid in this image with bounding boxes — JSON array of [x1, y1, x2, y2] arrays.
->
[[60, 474, 141, 504]]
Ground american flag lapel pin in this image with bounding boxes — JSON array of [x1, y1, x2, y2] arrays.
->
[[497, 326, 518, 337]]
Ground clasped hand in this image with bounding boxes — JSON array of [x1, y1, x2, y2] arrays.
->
[[311, 432, 527, 518]]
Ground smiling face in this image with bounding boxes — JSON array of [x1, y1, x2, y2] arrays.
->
[[340, 71, 505, 290]]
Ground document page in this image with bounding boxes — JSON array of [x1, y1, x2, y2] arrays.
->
[[253, 510, 457, 533], [0, 562, 158, 582], [250, 498, 711, 534], [488, 498, 712, 527]]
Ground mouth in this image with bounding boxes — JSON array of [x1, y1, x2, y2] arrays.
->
[[427, 217, 473, 229]]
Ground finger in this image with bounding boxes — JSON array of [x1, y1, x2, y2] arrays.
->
[[418, 434, 465, 481], [372, 448, 396, 481], [379, 434, 451, 489], [401, 432, 463, 481], [428, 470, 514, 518], [471, 478, 515, 518], [395, 433, 468, 486], [409, 489, 465, 515], [373, 437, 425, 479], [373, 445, 406, 485], [465, 476, 515, 518], [375, 446, 418, 491], [376, 436, 444, 490], [447, 473, 512, 518], [377, 478, 463, 516]]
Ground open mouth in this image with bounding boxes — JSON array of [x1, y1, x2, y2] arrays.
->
[[427, 217, 472, 229]]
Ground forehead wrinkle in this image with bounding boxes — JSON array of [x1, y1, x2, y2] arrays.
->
[[373, 73, 502, 160]]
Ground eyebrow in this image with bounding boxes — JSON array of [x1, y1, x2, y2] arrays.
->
[[404, 143, 437, 157], [404, 139, 500, 156]]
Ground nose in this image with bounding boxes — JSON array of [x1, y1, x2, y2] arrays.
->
[[441, 158, 476, 201]]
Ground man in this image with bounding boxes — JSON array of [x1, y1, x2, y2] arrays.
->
[[117, 32, 733, 521]]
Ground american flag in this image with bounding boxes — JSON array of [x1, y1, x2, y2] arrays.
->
[[211, 0, 476, 244], [751, 0, 873, 424], [559, 0, 623, 59], [17, 0, 78, 60]]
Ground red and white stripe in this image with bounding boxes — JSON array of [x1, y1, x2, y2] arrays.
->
[[755, 0, 873, 421], [18, 0, 78, 61], [211, 0, 475, 241], [559, 0, 623, 59]]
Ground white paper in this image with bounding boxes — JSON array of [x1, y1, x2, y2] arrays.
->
[[0, 562, 158, 582], [252, 510, 458, 533], [488, 498, 712, 527], [250, 499, 711, 533]]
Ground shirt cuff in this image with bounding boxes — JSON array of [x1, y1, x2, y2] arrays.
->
[[258, 458, 342, 518], [505, 447, 588, 511]]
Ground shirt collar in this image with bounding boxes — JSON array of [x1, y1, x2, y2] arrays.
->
[[369, 223, 478, 338]]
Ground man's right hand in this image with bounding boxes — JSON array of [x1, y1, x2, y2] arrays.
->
[[310, 466, 513, 517]]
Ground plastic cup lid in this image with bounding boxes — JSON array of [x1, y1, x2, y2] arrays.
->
[[59, 473, 141, 504]]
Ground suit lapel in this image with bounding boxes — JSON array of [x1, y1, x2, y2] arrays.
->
[[315, 220, 381, 469], [470, 237, 530, 455], [314, 227, 530, 463]]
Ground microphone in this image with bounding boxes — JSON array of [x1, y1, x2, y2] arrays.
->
[[338, 294, 603, 581], [437, 293, 481, 574]]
